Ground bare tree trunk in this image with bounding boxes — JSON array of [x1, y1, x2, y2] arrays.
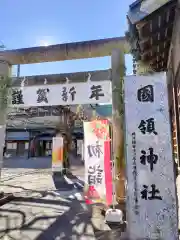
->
[[111, 50, 126, 203]]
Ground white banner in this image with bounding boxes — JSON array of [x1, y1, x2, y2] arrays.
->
[[10, 81, 112, 107], [83, 121, 106, 203], [52, 136, 63, 172], [124, 73, 178, 239]]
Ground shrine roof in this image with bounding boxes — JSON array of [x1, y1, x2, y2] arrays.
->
[[127, 0, 177, 72]]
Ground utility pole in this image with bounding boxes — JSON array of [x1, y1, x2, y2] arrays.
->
[[111, 49, 126, 204]]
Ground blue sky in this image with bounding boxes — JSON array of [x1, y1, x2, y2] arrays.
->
[[1, 0, 134, 76]]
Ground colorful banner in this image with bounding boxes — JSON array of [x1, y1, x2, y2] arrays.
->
[[83, 119, 112, 205], [52, 136, 63, 172]]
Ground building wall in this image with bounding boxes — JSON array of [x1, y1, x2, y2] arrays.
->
[[5, 131, 30, 158], [167, 0, 180, 166], [5, 108, 73, 158], [6, 141, 29, 158], [5, 129, 56, 158], [168, 1, 180, 227]]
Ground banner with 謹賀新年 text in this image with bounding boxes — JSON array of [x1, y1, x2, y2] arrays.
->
[[52, 136, 63, 172], [83, 119, 112, 205]]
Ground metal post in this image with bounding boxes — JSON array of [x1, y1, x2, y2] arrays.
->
[[111, 49, 126, 204]]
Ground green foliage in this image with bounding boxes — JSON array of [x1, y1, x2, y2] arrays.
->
[[0, 76, 12, 110], [136, 60, 155, 75]]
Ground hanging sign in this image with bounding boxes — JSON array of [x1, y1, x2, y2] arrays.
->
[[52, 136, 63, 172], [10, 81, 112, 107], [124, 73, 178, 240], [83, 120, 112, 205]]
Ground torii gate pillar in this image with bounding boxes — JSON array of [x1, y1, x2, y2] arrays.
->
[[0, 60, 11, 189], [111, 49, 126, 204]]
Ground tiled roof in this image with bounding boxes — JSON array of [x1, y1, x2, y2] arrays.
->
[[127, 0, 177, 72]]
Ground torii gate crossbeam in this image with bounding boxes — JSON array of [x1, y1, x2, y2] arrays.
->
[[0, 37, 129, 65]]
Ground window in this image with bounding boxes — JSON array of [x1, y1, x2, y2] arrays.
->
[[25, 142, 29, 150], [45, 141, 52, 150], [7, 142, 17, 150]]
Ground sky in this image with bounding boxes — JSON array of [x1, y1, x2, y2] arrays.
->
[[0, 0, 134, 77]]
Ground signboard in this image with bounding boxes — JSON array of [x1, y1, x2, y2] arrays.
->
[[10, 81, 112, 107], [6, 131, 29, 141], [83, 120, 112, 205], [8, 106, 63, 119], [124, 73, 178, 239], [52, 137, 63, 172]]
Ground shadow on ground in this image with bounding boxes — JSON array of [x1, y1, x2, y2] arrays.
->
[[52, 171, 84, 192], [0, 195, 127, 239], [0, 156, 127, 239], [0, 171, 84, 196], [0, 172, 127, 239]]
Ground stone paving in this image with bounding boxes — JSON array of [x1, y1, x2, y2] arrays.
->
[[0, 156, 127, 240]]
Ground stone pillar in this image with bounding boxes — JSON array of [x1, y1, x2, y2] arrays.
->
[[111, 49, 126, 203], [0, 60, 12, 193]]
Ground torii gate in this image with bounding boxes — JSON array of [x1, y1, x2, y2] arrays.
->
[[0, 36, 178, 239], [0, 36, 130, 203]]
